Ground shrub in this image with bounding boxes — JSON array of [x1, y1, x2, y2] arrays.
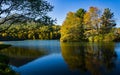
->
[[103, 33, 115, 41]]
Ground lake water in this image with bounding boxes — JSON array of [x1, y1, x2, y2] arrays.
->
[[1, 40, 120, 75]]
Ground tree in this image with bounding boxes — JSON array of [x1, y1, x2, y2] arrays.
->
[[61, 9, 86, 42], [84, 7, 100, 34], [0, 0, 54, 32], [61, 12, 80, 42], [75, 8, 86, 41], [75, 8, 86, 19], [100, 8, 116, 34], [83, 7, 101, 41]]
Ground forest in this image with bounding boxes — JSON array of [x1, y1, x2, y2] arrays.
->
[[61, 7, 120, 42], [0, 7, 120, 42], [0, 23, 61, 40]]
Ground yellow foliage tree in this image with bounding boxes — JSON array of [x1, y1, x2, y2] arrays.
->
[[84, 7, 101, 41], [61, 10, 85, 42]]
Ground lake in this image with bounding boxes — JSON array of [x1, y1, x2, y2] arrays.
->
[[0, 40, 120, 75]]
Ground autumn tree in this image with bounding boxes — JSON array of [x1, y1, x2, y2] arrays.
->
[[61, 12, 79, 42], [60, 8, 86, 42], [61, 7, 117, 42], [84, 7, 101, 37], [0, 0, 54, 32]]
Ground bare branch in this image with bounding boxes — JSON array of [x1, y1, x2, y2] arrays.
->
[[0, 1, 18, 15], [0, 2, 21, 25], [0, 0, 54, 32], [0, 15, 24, 32]]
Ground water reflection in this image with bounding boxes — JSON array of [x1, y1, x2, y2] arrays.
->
[[0, 40, 119, 75], [0, 40, 61, 67], [61, 42, 117, 75], [0, 46, 48, 67]]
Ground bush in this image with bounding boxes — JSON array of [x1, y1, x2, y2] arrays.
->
[[93, 34, 104, 42], [60, 34, 73, 42], [103, 33, 115, 42], [88, 36, 94, 42], [87, 33, 116, 42], [60, 34, 82, 42]]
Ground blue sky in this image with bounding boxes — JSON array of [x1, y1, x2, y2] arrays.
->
[[48, 0, 120, 27]]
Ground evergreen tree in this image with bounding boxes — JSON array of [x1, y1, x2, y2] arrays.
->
[[100, 8, 116, 34]]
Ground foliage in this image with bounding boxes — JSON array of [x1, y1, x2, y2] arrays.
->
[[0, 23, 61, 40], [100, 8, 116, 34], [84, 7, 100, 31], [103, 33, 115, 41], [114, 28, 120, 41], [61, 9, 86, 42], [61, 6, 117, 42], [0, 0, 54, 32], [93, 34, 103, 42]]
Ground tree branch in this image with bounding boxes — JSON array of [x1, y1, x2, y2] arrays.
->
[[0, 17, 23, 33], [0, 0, 3, 5]]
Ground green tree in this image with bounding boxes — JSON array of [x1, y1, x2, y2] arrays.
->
[[75, 8, 86, 19], [75, 8, 86, 40], [100, 8, 116, 34], [0, 0, 54, 32]]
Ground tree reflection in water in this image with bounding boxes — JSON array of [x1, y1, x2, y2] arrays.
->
[[61, 42, 117, 75], [0, 47, 47, 67]]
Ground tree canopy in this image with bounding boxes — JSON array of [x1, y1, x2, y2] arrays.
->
[[100, 8, 116, 34], [0, 0, 54, 31], [60, 8, 86, 42], [61, 7, 117, 42]]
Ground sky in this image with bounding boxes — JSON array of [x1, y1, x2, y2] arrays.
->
[[47, 0, 120, 27]]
